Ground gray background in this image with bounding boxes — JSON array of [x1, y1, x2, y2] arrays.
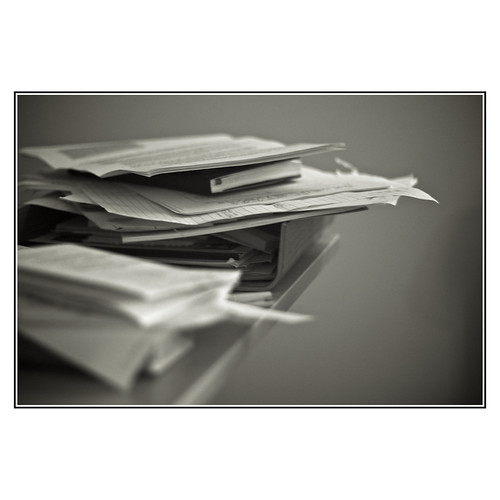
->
[[17, 94, 483, 405]]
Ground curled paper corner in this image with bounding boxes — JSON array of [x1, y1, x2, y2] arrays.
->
[[405, 186, 439, 204], [334, 157, 359, 174]]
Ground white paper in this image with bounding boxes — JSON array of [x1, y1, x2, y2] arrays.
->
[[33, 167, 427, 225], [78, 174, 435, 226], [20, 135, 344, 177], [20, 165, 435, 228], [18, 267, 240, 327], [18, 244, 310, 328], [76, 204, 195, 232], [118, 206, 360, 243], [18, 243, 241, 301], [18, 294, 197, 390], [127, 166, 401, 215], [18, 278, 309, 390], [73, 166, 398, 217], [18, 294, 155, 390]]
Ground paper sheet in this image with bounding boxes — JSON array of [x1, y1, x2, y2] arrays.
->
[[18, 243, 241, 301], [76, 204, 197, 232], [276, 185, 437, 210], [29, 167, 427, 225], [21, 135, 344, 177], [77, 176, 435, 226], [18, 243, 311, 327], [21, 165, 435, 228], [118, 206, 362, 243], [125, 166, 403, 215], [18, 294, 155, 390], [18, 279, 309, 390], [18, 242, 311, 389], [19, 267, 239, 327]]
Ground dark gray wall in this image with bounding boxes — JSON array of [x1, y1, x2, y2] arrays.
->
[[17, 94, 483, 405]]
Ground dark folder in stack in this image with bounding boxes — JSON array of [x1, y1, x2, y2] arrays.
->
[[117, 160, 302, 195]]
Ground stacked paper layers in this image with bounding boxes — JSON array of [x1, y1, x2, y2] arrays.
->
[[20, 134, 345, 177], [18, 135, 438, 389], [20, 135, 435, 233], [19, 134, 436, 292], [18, 244, 310, 390]]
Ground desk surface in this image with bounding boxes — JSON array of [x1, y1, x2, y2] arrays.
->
[[17, 234, 340, 406]]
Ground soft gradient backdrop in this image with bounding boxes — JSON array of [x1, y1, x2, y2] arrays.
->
[[17, 94, 483, 405]]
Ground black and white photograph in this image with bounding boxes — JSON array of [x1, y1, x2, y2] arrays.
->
[[15, 92, 483, 407]]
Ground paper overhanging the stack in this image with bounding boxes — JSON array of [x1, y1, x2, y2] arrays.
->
[[18, 244, 311, 389]]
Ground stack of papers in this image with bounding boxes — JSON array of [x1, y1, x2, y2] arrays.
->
[[20, 134, 344, 177], [18, 244, 310, 389], [17, 134, 437, 389], [19, 135, 436, 288]]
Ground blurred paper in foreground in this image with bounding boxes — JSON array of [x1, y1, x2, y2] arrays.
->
[[18, 244, 310, 389]]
